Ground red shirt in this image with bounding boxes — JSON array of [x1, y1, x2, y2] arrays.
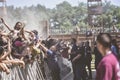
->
[[96, 52, 120, 80]]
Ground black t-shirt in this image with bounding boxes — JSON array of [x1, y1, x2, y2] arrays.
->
[[70, 44, 78, 60], [85, 46, 92, 61], [77, 46, 85, 63], [71, 44, 85, 64], [94, 47, 102, 63], [85, 46, 92, 56]]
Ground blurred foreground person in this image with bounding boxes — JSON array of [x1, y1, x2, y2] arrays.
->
[[96, 33, 120, 80]]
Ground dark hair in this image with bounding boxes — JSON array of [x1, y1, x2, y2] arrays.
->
[[0, 46, 4, 55], [72, 38, 76, 43], [94, 42, 97, 45], [79, 42, 84, 47], [14, 22, 22, 30], [97, 33, 112, 48], [85, 41, 89, 47], [32, 30, 38, 35], [112, 39, 117, 46], [0, 37, 7, 46]]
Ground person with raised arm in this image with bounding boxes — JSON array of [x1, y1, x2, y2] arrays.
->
[[0, 35, 25, 74], [0, 18, 26, 40], [39, 42, 61, 80]]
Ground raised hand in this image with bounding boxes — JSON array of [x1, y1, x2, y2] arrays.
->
[[0, 18, 5, 24], [19, 60, 25, 68]]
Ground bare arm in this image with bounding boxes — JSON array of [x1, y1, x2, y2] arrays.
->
[[39, 43, 49, 58], [20, 24, 27, 40], [1, 18, 12, 31], [25, 30, 35, 40], [0, 32, 8, 36], [25, 30, 34, 36], [39, 43, 48, 52], [0, 38, 11, 60], [25, 30, 31, 33], [1, 59, 25, 68]]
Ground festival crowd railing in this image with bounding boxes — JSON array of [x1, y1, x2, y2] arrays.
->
[[0, 60, 47, 80]]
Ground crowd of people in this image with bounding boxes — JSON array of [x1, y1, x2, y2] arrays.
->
[[69, 33, 120, 80], [0, 17, 42, 74], [0, 17, 120, 80]]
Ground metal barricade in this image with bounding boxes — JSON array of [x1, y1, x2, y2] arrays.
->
[[0, 57, 73, 80], [0, 61, 46, 80]]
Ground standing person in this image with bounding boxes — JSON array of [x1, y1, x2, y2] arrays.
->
[[1, 18, 26, 41], [111, 39, 119, 57], [70, 38, 82, 80], [1, 18, 22, 32], [84, 41, 92, 79], [78, 42, 88, 80], [39, 43, 61, 80], [96, 33, 120, 80], [94, 42, 102, 69]]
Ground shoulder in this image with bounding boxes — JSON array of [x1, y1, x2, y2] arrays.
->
[[101, 54, 117, 66], [98, 58, 113, 72], [47, 50, 53, 55]]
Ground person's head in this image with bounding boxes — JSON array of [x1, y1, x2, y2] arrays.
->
[[81, 42, 84, 46], [112, 39, 117, 46], [0, 36, 8, 46], [0, 25, 4, 32], [79, 42, 84, 47], [97, 33, 112, 56], [71, 38, 76, 44], [50, 46, 56, 52], [94, 42, 97, 47], [32, 30, 38, 35], [85, 41, 89, 47], [0, 46, 4, 56], [14, 22, 22, 30]]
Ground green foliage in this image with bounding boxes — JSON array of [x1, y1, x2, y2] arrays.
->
[[116, 23, 120, 28], [6, 1, 120, 30], [62, 20, 72, 29]]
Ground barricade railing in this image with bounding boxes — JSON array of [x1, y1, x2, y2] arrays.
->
[[0, 56, 76, 80], [0, 61, 46, 80]]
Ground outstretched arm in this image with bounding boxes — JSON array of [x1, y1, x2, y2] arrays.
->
[[1, 18, 12, 31], [39, 43, 48, 52], [39, 43, 48, 58], [25, 30, 35, 38], [20, 23, 28, 40], [0, 37, 11, 60]]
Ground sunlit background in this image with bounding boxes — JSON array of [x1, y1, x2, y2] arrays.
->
[[7, 0, 120, 8]]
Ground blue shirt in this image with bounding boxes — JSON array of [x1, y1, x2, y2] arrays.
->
[[111, 45, 118, 56], [47, 50, 57, 62]]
